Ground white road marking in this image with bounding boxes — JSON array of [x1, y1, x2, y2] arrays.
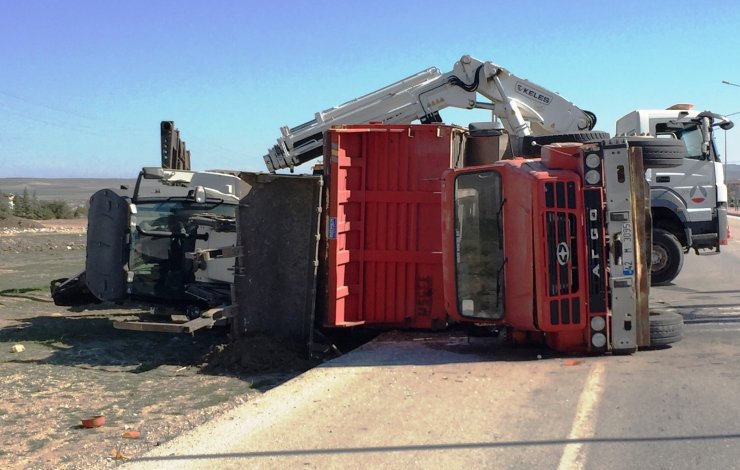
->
[[557, 361, 606, 470], [698, 308, 740, 315], [687, 324, 740, 332]]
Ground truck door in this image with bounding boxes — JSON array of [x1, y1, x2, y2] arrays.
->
[[441, 167, 506, 322], [650, 119, 718, 241], [85, 189, 130, 301]]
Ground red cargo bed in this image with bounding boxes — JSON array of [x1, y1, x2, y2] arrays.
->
[[324, 124, 464, 329]]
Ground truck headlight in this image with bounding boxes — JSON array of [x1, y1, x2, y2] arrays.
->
[[591, 332, 607, 348], [590, 316, 606, 331], [585, 153, 601, 169], [585, 170, 601, 185]]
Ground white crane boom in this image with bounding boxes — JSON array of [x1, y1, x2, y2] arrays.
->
[[264, 55, 596, 172]]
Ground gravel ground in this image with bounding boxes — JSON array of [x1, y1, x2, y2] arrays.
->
[[0, 219, 318, 469]]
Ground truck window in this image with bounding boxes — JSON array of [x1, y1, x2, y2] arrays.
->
[[655, 123, 707, 160], [454, 171, 505, 320]]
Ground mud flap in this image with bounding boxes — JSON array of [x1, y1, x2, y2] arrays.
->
[[85, 189, 130, 302], [233, 174, 323, 353]]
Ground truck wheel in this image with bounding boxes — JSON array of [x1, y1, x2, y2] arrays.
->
[[626, 138, 685, 169], [649, 310, 684, 347], [520, 131, 611, 157], [651, 228, 684, 285]]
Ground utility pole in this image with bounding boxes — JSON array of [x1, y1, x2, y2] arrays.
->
[[721, 81, 739, 170], [722, 81, 740, 209]]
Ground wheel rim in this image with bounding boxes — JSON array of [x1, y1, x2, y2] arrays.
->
[[652, 244, 668, 273]]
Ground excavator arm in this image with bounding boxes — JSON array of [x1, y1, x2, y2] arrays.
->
[[264, 55, 596, 172]]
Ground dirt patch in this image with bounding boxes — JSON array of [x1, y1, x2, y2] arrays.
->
[[0, 215, 43, 233], [1, 216, 85, 233], [36, 218, 88, 233], [0, 225, 320, 469], [0, 218, 86, 256]]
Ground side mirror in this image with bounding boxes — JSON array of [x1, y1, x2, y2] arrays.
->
[[720, 120, 734, 131], [194, 186, 206, 203]]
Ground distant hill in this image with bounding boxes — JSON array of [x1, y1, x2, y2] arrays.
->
[[2, 166, 738, 205], [0, 178, 134, 206], [727, 164, 740, 181]]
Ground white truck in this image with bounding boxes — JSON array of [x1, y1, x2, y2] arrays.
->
[[616, 106, 733, 284], [263, 55, 734, 284]]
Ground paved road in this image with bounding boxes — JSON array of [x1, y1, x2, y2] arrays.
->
[[128, 217, 740, 470], [651, 215, 740, 315]]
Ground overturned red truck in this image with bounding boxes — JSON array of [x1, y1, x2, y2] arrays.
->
[[324, 124, 674, 353]]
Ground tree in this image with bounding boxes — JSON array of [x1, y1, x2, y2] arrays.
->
[[31, 190, 39, 215], [0, 187, 9, 219], [73, 205, 88, 218], [14, 188, 31, 218], [33, 204, 55, 220], [46, 200, 74, 219]]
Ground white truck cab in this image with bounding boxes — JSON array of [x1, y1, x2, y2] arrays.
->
[[616, 105, 733, 284]]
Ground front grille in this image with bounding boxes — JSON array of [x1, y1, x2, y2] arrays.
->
[[549, 298, 581, 326], [542, 181, 583, 327]]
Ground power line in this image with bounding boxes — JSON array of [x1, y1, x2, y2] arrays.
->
[[0, 89, 98, 121], [0, 103, 109, 138], [0, 89, 148, 137]]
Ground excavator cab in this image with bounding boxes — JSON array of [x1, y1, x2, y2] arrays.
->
[[71, 168, 242, 310]]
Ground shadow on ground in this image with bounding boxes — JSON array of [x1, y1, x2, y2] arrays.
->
[[0, 301, 317, 384], [1, 313, 226, 373]]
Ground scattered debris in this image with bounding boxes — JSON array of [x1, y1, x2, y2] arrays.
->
[[81, 415, 105, 428], [562, 359, 584, 366], [10, 344, 25, 353], [122, 431, 141, 439], [111, 449, 129, 461]]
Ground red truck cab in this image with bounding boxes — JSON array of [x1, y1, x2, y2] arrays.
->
[[442, 141, 647, 354]]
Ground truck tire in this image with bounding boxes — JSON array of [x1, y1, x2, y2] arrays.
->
[[520, 131, 611, 157], [649, 310, 684, 347], [626, 137, 685, 169], [651, 228, 684, 285]]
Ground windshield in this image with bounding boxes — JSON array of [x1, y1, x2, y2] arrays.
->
[[129, 200, 236, 302], [454, 171, 505, 320], [656, 120, 718, 161], [134, 176, 195, 201], [676, 127, 704, 158]]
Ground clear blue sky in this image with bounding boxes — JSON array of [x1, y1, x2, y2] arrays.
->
[[2, 0, 740, 177]]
